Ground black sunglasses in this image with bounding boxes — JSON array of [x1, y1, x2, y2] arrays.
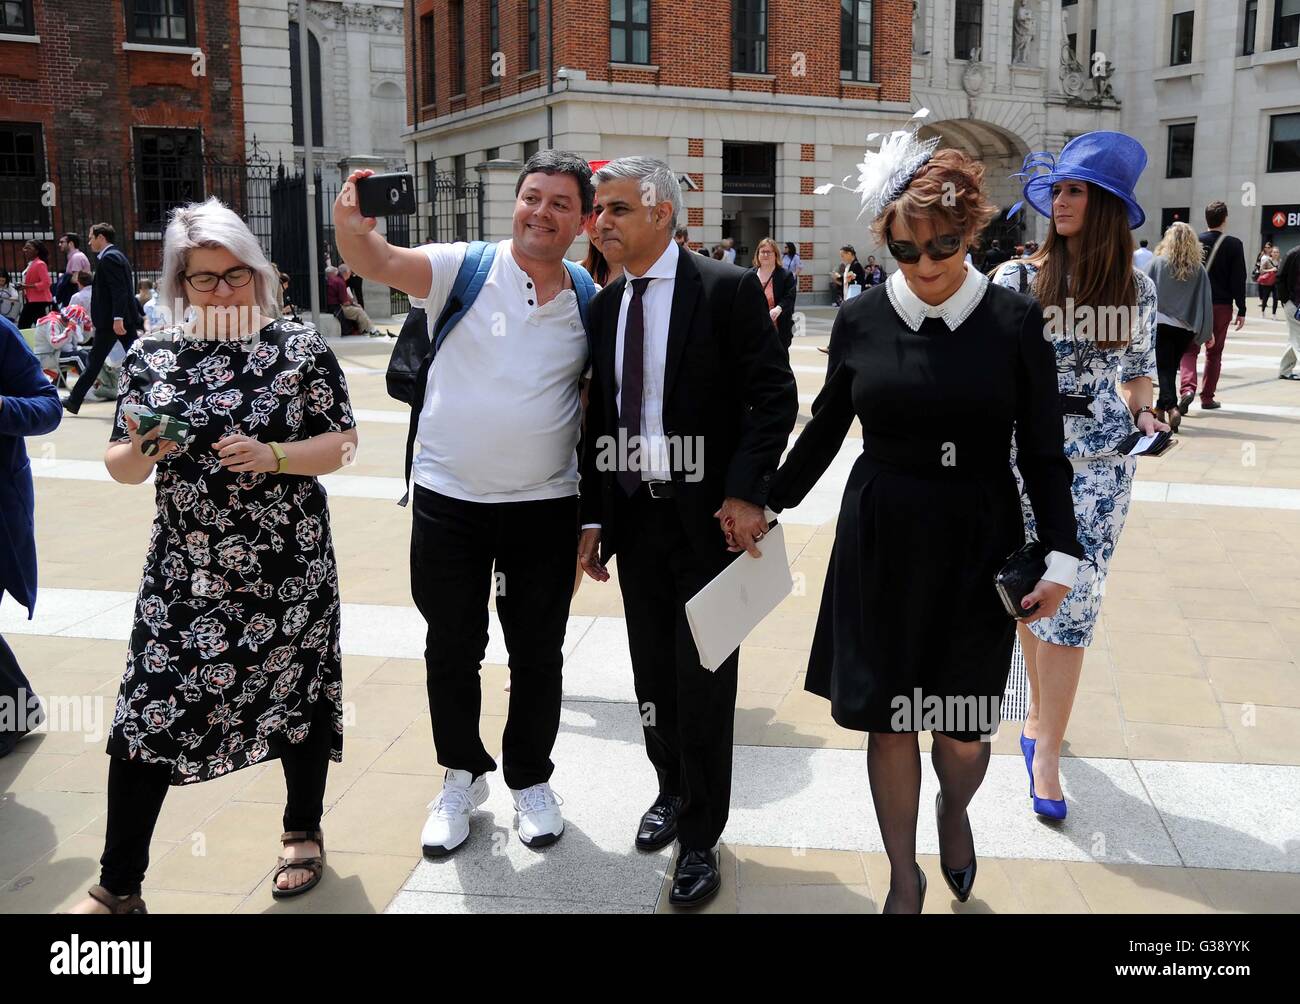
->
[[886, 232, 965, 265]]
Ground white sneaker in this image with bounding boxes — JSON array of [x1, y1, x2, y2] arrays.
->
[[421, 769, 488, 857], [510, 782, 565, 848]]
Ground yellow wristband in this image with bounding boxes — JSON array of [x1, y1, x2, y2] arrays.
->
[[269, 441, 288, 474]]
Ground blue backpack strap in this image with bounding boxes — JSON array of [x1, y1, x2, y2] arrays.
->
[[562, 259, 596, 363], [433, 240, 495, 352]]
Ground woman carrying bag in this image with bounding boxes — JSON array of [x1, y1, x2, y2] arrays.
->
[[1144, 222, 1214, 431], [993, 132, 1166, 821], [770, 112, 1081, 912], [747, 237, 797, 349]]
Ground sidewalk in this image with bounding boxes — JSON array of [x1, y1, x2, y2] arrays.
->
[[2, 313, 1298, 914]]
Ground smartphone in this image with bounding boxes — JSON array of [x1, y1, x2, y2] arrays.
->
[[356, 172, 416, 217], [122, 403, 191, 454]]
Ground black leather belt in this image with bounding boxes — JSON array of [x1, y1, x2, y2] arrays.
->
[[645, 480, 675, 499]]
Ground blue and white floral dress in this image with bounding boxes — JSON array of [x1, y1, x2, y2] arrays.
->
[[993, 262, 1157, 648]]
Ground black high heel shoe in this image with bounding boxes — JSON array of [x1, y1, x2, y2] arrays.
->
[[883, 862, 927, 914], [936, 792, 977, 903]]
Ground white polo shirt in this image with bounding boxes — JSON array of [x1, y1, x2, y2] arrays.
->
[[409, 239, 589, 503]]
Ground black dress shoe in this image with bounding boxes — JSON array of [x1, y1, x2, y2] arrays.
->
[[635, 794, 682, 851], [669, 847, 720, 906], [1178, 392, 1194, 414], [936, 792, 977, 903], [62, 399, 79, 415], [1201, 400, 1222, 410]]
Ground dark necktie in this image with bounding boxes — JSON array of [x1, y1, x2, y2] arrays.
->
[[618, 277, 652, 497]]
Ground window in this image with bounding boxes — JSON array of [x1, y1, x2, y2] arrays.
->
[[1171, 11, 1194, 64], [485, 147, 499, 160], [522, 139, 540, 161], [450, 1, 465, 95], [134, 128, 202, 231], [840, 0, 873, 81], [484, 0, 499, 81], [288, 22, 323, 148], [954, 0, 982, 60], [732, 0, 767, 73], [1268, 113, 1300, 172], [526, 0, 539, 72], [1166, 123, 1195, 178], [0, 0, 35, 34], [0, 122, 45, 230], [126, 0, 194, 46], [452, 155, 466, 192], [1245, 0, 1258, 55], [611, 0, 650, 64], [1160, 207, 1190, 233], [419, 13, 435, 107], [1276, 0, 1300, 48]]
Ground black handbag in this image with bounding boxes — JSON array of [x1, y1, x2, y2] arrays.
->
[[994, 540, 1048, 619]]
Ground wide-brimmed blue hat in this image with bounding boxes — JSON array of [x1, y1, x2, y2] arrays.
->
[[1010, 131, 1147, 230]]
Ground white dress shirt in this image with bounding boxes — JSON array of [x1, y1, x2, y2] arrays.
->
[[884, 265, 1081, 589], [614, 238, 680, 482]]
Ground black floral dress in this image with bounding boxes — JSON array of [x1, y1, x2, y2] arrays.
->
[[106, 318, 355, 783]]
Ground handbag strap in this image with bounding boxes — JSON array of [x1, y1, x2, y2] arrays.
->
[[1204, 232, 1227, 273]]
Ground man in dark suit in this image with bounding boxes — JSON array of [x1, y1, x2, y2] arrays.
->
[[63, 223, 141, 414], [577, 158, 798, 906]]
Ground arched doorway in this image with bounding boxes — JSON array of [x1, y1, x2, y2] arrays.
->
[[919, 118, 1032, 258]]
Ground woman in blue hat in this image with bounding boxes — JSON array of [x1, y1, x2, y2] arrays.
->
[[992, 132, 1166, 821]]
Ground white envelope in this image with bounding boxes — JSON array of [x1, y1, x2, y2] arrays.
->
[[685, 522, 794, 671]]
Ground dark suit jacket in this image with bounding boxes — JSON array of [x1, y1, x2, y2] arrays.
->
[[90, 246, 141, 337], [579, 248, 798, 564], [0, 316, 61, 616], [746, 265, 797, 347]]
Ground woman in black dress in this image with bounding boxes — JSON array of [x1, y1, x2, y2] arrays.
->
[[70, 198, 358, 914], [772, 139, 1082, 912]]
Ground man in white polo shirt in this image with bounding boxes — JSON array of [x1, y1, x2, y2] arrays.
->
[[333, 151, 593, 857]]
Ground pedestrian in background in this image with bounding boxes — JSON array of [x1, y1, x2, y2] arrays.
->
[[17, 241, 53, 329], [1178, 200, 1247, 412], [55, 233, 91, 307], [1132, 238, 1154, 272], [747, 237, 797, 348], [69, 197, 358, 914], [1255, 242, 1280, 317], [63, 223, 143, 415], [782, 241, 802, 276], [1276, 242, 1300, 381], [0, 271, 21, 325], [1145, 222, 1214, 431], [0, 313, 62, 758]]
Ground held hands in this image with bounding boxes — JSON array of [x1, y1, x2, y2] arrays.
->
[[335, 169, 378, 236], [1020, 579, 1070, 624], [577, 527, 608, 582], [213, 433, 277, 473], [715, 498, 768, 557], [123, 413, 179, 463]]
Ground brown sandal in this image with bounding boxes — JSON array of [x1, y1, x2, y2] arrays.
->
[[86, 885, 148, 914], [271, 830, 326, 899]]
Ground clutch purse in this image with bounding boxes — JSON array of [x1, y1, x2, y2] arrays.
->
[[995, 540, 1048, 619]]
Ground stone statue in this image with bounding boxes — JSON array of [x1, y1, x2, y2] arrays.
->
[[1013, 0, 1036, 64]]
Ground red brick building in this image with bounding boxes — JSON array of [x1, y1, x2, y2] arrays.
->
[[0, 0, 245, 278], [402, 0, 914, 300]]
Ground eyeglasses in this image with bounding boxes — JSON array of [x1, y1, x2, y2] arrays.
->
[[184, 266, 254, 292], [886, 233, 965, 265]]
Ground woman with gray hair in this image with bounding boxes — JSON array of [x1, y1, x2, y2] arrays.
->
[[69, 197, 359, 913]]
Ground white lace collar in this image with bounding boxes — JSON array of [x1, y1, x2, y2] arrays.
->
[[885, 264, 989, 332]]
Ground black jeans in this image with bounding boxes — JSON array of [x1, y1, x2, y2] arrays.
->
[[1261, 284, 1279, 313], [98, 697, 333, 896], [614, 487, 739, 851], [409, 485, 577, 791], [1156, 323, 1195, 411], [65, 325, 137, 411]]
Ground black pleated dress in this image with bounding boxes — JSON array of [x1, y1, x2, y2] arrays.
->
[[769, 276, 1081, 739]]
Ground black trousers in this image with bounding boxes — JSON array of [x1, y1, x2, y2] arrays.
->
[[65, 325, 136, 411], [0, 631, 43, 758], [1261, 284, 1279, 312], [1156, 323, 1195, 411], [98, 698, 333, 896], [614, 487, 739, 851], [17, 301, 53, 329], [409, 485, 577, 791]]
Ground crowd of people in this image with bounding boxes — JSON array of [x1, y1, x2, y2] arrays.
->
[[2, 117, 1298, 918]]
